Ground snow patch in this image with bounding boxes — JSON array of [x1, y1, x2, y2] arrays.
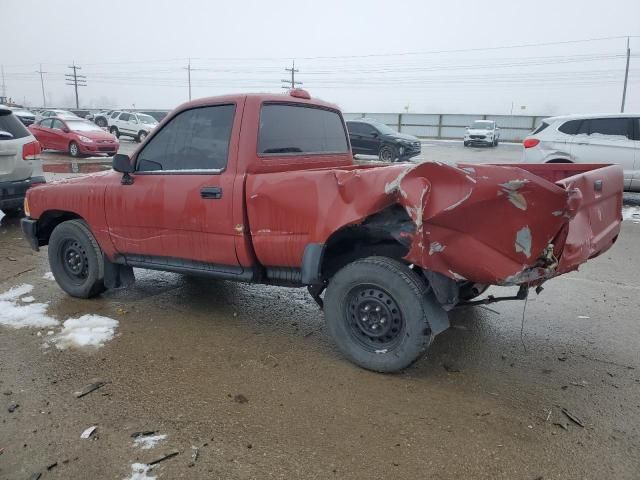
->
[[0, 284, 59, 329], [124, 463, 155, 480], [21, 296, 35, 303], [43, 272, 55, 280], [133, 434, 167, 450], [51, 315, 119, 350]]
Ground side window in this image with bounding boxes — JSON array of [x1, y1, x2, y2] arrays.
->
[[589, 118, 631, 139], [130, 115, 138, 124], [119, 113, 130, 122], [577, 120, 590, 135], [111, 111, 120, 119], [258, 104, 349, 154], [137, 104, 235, 172], [558, 120, 581, 135], [41, 119, 53, 128], [347, 122, 363, 135], [363, 125, 379, 136], [52, 119, 65, 130], [532, 122, 549, 135]]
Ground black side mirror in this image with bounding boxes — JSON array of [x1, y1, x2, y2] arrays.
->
[[62, 127, 70, 133], [112, 153, 134, 185], [371, 132, 379, 138]]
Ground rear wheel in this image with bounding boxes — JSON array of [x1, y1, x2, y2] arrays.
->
[[324, 256, 438, 373], [378, 144, 397, 162], [48, 220, 106, 298], [96, 117, 107, 128], [69, 141, 80, 158]]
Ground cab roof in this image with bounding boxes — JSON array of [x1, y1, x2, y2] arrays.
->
[[177, 91, 340, 113]]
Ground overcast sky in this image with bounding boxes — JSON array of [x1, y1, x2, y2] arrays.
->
[[2, 0, 639, 115]]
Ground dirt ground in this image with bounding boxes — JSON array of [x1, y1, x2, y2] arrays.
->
[[1, 151, 639, 479]]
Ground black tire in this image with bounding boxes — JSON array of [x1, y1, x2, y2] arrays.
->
[[110, 127, 120, 138], [378, 144, 397, 162], [96, 117, 107, 128], [48, 220, 106, 298], [69, 141, 80, 158], [493, 138, 498, 147], [324, 256, 438, 373], [463, 141, 469, 147], [137, 130, 148, 143]]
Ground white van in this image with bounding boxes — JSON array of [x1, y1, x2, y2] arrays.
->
[[522, 113, 640, 191]]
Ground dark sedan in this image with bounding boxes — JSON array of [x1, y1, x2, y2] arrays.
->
[[346, 119, 421, 162]]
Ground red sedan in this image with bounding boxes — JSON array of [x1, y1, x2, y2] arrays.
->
[[29, 117, 119, 157]]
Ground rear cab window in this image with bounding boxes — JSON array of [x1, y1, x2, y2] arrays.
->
[[0, 110, 30, 140], [136, 104, 235, 173], [258, 104, 349, 155]]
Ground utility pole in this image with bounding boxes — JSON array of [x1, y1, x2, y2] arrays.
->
[[621, 36, 630, 113], [35, 64, 47, 107], [281, 60, 302, 89], [185, 58, 192, 101], [65, 62, 86, 108]]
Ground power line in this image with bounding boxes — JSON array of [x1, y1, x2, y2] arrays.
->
[[65, 62, 86, 108]]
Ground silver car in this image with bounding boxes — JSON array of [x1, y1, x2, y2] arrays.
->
[[0, 106, 45, 216]]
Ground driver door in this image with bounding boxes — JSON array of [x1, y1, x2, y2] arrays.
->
[[104, 103, 242, 269]]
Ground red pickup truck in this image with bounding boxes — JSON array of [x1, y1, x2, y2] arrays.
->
[[21, 90, 623, 372]]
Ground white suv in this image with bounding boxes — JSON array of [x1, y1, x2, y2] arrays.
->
[[108, 111, 158, 142], [522, 113, 640, 191], [0, 106, 45, 216]]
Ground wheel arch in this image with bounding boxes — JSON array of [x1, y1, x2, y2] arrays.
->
[[302, 204, 414, 284], [35, 210, 84, 246]]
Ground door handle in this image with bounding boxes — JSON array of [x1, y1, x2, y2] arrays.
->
[[200, 186, 222, 199], [575, 142, 589, 145]]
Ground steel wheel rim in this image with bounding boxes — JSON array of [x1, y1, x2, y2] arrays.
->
[[380, 147, 393, 162], [345, 285, 404, 351], [70, 144, 78, 155], [60, 239, 89, 283]]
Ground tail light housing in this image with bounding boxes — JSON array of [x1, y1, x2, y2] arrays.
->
[[22, 141, 42, 160], [523, 138, 540, 149]]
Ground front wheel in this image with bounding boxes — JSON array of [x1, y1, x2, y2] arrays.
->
[[378, 145, 397, 162], [48, 220, 106, 298], [110, 127, 120, 138], [137, 131, 148, 143], [96, 118, 107, 128], [69, 141, 80, 158], [324, 256, 439, 373], [493, 138, 498, 146], [463, 141, 469, 147]]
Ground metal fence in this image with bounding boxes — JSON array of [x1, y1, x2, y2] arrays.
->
[[343, 113, 549, 142]]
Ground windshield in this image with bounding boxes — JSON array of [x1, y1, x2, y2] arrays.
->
[[470, 121, 494, 129], [13, 109, 34, 116], [66, 120, 103, 132], [137, 114, 158, 124]]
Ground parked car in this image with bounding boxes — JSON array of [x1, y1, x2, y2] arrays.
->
[[21, 90, 622, 373], [93, 110, 115, 128], [346, 118, 421, 162], [69, 109, 95, 120], [6, 106, 36, 126], [138, 110, 169, 122], [463, 120, 500, 147], [108, 111, 158, 142], [29, 118, 119, 157], [522, 113, 640, 191], [35, 109, 80, 122], [0, 106, 45, 216]]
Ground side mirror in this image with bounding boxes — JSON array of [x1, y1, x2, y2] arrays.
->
[[371, 132, 379, 138], [113, 154, 134, 185], [113, 153, 133, 173], [62, 127, 70, 133]]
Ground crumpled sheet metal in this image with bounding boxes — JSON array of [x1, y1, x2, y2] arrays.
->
[[246, 161, 621, 286]]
